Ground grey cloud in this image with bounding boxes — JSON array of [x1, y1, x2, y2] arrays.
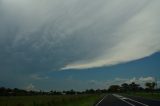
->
[[25, 83, 37, 91], [30, 74, 49, 80], [0, 0, 159, 75]]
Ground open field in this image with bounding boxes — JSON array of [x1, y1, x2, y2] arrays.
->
[[0, 94, 104, 106]]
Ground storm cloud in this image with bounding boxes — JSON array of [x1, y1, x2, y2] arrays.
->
[[0, 0, 160, 73]]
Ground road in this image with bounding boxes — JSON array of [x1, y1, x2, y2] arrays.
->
[[95, 94, 160, 106]]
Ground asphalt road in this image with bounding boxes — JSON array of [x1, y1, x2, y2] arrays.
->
[[95, 94, 160, 106]]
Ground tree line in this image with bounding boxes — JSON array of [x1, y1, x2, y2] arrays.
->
[[0, 82, 159, 96], [108, 82, 157, 92]]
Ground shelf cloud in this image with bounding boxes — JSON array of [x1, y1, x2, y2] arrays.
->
[[0, 0, 160, 72]]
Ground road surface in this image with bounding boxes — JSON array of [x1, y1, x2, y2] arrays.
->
[[95, 94, 160, 106]]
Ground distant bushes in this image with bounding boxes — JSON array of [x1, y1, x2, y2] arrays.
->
[[0, 87, 108, 96], [0, 81, 159, 96]]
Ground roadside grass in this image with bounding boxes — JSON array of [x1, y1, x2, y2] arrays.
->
[[0, 94, 105, 106], [122, 92, 160, 100]]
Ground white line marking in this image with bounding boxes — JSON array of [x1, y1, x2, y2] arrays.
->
[[127, 98, 149, 106], [119, 98, 135, 106], [113, 94, 135, 106], [113, 94, 149, 106], [95, 95, 107, 106]]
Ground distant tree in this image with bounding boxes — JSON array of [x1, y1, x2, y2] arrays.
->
[[85, 89, 95, 94], [52, 91, 62, 95], [108, 85, 121, 92], [49, 90, 54, 95], [69, 89, 76, 95], [101, 89, 107, 93], [65, 89, 76, 95], [0, 87, 6, 92], [95, 89, 102, 94], [121, 83, 129, 91], [0, 87, 6, 96], [145, 82, 156, 90], [129, 82, 140, 91]]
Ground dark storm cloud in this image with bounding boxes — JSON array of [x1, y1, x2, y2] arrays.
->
[[0, 0, 160, 73]]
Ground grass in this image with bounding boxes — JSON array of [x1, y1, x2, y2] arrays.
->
[[123, 92, 160, 100], [0, 94, 104, 106]]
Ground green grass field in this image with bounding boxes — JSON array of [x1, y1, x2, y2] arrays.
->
[[0, 94, 104, 106]]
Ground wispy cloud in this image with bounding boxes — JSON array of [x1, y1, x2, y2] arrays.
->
[[30, 74, 49, 80], [25, 83, 37, 91], [0, 0, 159, 72]]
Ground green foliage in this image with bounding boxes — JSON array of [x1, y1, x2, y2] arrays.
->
[[108, 85, 121, 92]]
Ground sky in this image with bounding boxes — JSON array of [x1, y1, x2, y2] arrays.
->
[[0, 0, 160, 91]]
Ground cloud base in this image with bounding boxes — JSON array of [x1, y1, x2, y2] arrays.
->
[[0, 0, 160, 71]]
